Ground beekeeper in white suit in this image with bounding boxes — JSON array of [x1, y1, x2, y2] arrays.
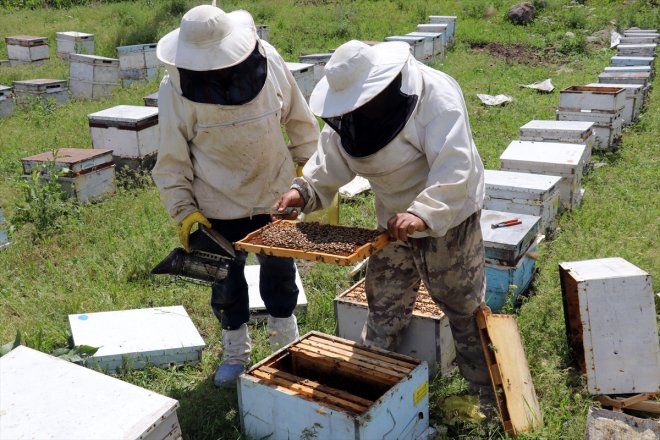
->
[[153, 2, 319, 387], [277, 40, 496, 414]]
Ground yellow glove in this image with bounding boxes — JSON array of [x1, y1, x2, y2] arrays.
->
[[178, 211, 212, 252], [296, 163, 304, 177]]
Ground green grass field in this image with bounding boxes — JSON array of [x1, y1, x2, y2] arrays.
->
[[0, 0, 658, 439]]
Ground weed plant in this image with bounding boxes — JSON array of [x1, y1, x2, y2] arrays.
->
[[0, 1, 658, 439]]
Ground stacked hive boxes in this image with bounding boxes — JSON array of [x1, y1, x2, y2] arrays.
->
[[55, 31, 94, 58], [5, 35, 49, 65], [384, 35, 427, 60], [116, 43, 160, 86], [69, 54, 120, 100], [0, 85, 15, 118], [285, 62, 315, 102], [13, 79, 69, 107]]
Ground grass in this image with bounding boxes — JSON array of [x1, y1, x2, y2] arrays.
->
[[0, 0, 658, 439]]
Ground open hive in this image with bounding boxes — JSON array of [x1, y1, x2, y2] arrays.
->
[[342, 280, 442, 316], [235, 220, 389, 266], [239, 331, 430, 440]]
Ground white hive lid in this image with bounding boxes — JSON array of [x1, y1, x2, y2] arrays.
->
[[521, 120, 594, 132], [484, 169, 562, 193], [560, 257, 648, 281]]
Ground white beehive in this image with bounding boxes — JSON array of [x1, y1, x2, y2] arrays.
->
[[0, 59, 9, 67], [620, 35, 658, 44], [21, 148, 116, 204], [603, 65, 653, 75], [256, 24, 269, 42], [617, 43, 657, 57], [417, 23, 449, 37], [5, 35, 49, 64], [13, 78, 69, 106], [481, 209, 541, 266], [239, 332, 430, 440], [598, 71, 651, 87], [559, 258, 660, 395], [406, 31, 446, 58], [143, 91, 159, 107], [624, 28, 658, 34], [428, 15, 456, 43], [298, 53, 332, 82], [610, 55, 655, 67], [519, 120, 594, 166], [0, 85, 15, 118], [0, 346, 182, 440], [484, 169, 561, 237], [69, 305, 206, 371], [584, 82, 644, 125], [334, 279, 455, 377], [117, 43, 160, 85], [88, 104, 159, 170], [286, 62, 315, 101], [500, 140, 587, 211], [69, 54, 120, 100], [556, 109, 623, 151], [0, 208, 9, 250], [559, 85, 626, 113], [56, 31, 94, 58], [244, 264, 307, 319], [384, 35, 427, 60]]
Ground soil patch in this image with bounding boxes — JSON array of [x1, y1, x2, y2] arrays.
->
[[471, 42, 556, 65]]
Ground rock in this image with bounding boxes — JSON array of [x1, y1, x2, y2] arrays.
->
[[507, 2, 536, 25], [566, 31, 575, 38]]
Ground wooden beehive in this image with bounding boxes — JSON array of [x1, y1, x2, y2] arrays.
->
[[620, 35, 659, 44], [55, 31, 94, 58], [500, 140, 587, 211], [69, 305, 206, 371], [116, 43, 160, 85], [406, 31, 446, 58], [610, 55, 655, 67], [69, 54, 119, 100], [143, 91, 159, 107], [244, 264, 308, 319], [0, 85, 15, 118], [0, 346, 182, 439], [480, 209, 541, 266], [617, 43, 657, 57], [519, 120, 594, 169], [556, 109, 623, 151], [417, 23, 449, 37], [13, 79, 69, 107], [484, 169, 560, 237], [5, 35, 49, 64], [256, 24, 269, 42], [88, 104, 159, 170], [428, 15, 456, 43], [334, 279, 455, 377], [21, 148, 116, 204], [559, 85, 626, 113], [298, 53, 332, 82], [234, 220, 390, 266], [286, 62, 315, 101], [384, 35, 427, 60], [476, 308, 543, 436], [584, 82, 644, 125], [239, 331, 430, 440], [559, 257, 660, 395], [598, 71, 652, 87]]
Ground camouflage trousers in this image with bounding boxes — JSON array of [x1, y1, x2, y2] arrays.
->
[[362, 210, 491, 396]]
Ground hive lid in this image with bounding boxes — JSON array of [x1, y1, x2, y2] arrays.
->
[[286, 62, 313, 71], [558, 257, 648, 281], [69, 53, 118, 64], [21, 148, 113, 175], [245, 264, 307, 314], [0, 85, 12, 93], [480, 209, 541, 265], [14, 78, 68, 87], [5, 35, 48, 45], [500, 140, 588, 171], [116, 43, 157, 52], [484, 169, 562, 193], [88, 104, 158, 129], [56, 31, 93, 39], [0, 346, 179, 440], [521, 120, 594, 133]]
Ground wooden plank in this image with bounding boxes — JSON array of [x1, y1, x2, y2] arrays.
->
[[485, 312, 543, 435], [259, 365, 374, 407], [302, 337, 414, 374], [289, 347, 399, 386], [596, 393, 660, 414], [476, 309, 509, 428], [291, 343, 405, 380], [234, 220, 390, 266], [305, 332, 421, 366]]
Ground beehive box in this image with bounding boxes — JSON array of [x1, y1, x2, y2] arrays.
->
[[256, 24, 269, 41], [417, 23, 449, 36], [55, 31, 94, 58], [598, 71, 652, 87], [234, 220, 389, 266], [406, 31, 446, 58], [476, 309, 543, 436], [620, 35, 659, 45], [480, 209, 541, 266], [603, 65, 653, 76], [244, 264, 308, 320], [624, 28, 658, 34], [143, 91, 159, 107], [586, 407, 660, 440], [519, 120, 594, 167], [0, 208, 9, 250], [485, 235, 543, 312], [69, 54, 120, 100], [298, 53, 332, 82], [286, 62, 315, 101], [428, 15, 456, 43], [0, 59, 9, 67], [384, 35, 427, 60], [0, 346, 182, 440], [334, 279, 455, 377], [21, 148, 116, 204], [238, 331, 430, 440], [559, 85, 626, 113], [5, 35, 49, 63], [610, 55, 656, 67], [559, 257, 660, 395], [88, 104, 159, 170], [584, 82, 644, 125], [500, 141, 588, 211], [117, 43, 160, 85], [69, 305, 206, 371], [0, 85, 15, 118], [484, 169, 561, 237], [617, 43, 657, 57], [556, 109, 623, 151], [13, 79, 69, 106]]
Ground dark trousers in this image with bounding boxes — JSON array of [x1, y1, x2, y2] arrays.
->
[[209, 216, 299, 330]]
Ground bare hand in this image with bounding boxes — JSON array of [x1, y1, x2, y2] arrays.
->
[[274, 189, 305, 220], [386, 213, 428, 241]]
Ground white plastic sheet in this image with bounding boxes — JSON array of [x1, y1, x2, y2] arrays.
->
[[520, 78, 555, 93], [477, 94, 513, 106]]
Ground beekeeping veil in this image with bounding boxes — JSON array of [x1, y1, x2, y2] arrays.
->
[[156, 1, 267, 105], [309, 40, 419, 157]]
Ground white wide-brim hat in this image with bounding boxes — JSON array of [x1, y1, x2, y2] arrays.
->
[[309, 40, 411, 118], [157, 3, 257, 71]]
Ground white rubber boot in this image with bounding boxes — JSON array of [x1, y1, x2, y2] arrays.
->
[[267, 315, 300, 351], [214, 323, 251, 387]]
